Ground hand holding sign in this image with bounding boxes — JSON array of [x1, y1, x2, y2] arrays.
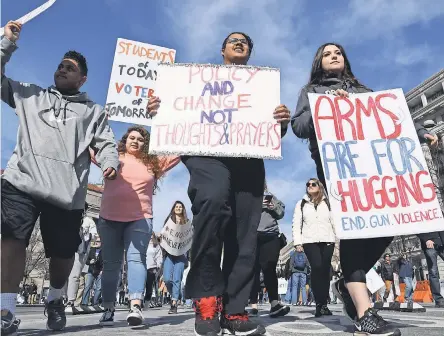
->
[[273, 104, 291, 126], [4, 21, 22, 43], [147, 96, 161, 118], [0, 0, 57, 36]]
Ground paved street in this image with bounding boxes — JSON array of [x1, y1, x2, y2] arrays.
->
[[15, 303, 444, 335]]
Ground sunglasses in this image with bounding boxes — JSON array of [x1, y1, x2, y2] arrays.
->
[[306, 182, 318, 187], [227, 37, 248, 45]]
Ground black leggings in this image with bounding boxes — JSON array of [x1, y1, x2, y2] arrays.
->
[[144, 269, 158, 302], [340, 237, 393, 283], [303, 242, 334, 306], [249, 233, 281, 304]]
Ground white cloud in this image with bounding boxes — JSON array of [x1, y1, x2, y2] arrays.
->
[[330, 0, 444, 41]]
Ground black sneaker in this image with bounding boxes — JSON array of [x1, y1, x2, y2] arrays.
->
[[354, 308, 401, 336], [194, 296, 222, 336], [99, 309, 115, 326], [321, 305, 332, 316], [333, 278, 358, 322], [269, 303, 290, 318], [248, 308, 259, 317], [45, 299, 67, 331], [1, 310, 21, 336], [220, 312, 266, 336], [168, 304, 178, 314], [315, 304, 323, 317], [127, 304, 144, 326]]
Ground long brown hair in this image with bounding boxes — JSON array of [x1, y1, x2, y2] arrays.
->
[[164, 200, 189, 225], [306, 178, 326, 206], [308, 42, 370, 90], [118, 126, 162, 191]]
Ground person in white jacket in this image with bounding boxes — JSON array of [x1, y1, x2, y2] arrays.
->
[[144, 233, 163, 308], [292, 178, 336, 317]]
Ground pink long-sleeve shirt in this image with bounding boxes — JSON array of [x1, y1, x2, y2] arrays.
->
[[100, 154, 180, 222]]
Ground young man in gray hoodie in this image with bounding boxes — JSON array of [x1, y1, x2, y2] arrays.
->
[[1, 21, 119, 335]]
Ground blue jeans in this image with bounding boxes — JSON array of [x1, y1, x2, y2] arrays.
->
[[424, 246, 444, 303], [402, 277, 414, 302], [291, 272, 307, 304], [97, 217, 152, 308], [285, 277, 292, 302], [163, 254, 186, 301], [81, 273, 102, 305]]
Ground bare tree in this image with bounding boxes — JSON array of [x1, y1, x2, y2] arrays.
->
[[23, 219, 49, 284]]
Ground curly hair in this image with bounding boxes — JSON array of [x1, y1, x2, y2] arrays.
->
[[117, 126, 162, 192]]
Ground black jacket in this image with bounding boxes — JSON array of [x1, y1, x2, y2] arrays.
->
[[291, 77, 371, 155], [86, 247, 103, 276], [415, 123, 429, 144], [380, 261, 395, 281]]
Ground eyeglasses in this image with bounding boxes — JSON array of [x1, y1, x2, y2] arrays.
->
[[227, 37, 248, 45], [306, 182, 318, 187]]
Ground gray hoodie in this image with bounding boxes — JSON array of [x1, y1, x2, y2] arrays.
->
[[1, 37, 119, 210]]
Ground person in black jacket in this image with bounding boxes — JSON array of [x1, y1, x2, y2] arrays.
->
[[81, 236, 103, 306], [291, 43, 398, 336], [380, 254, 398, 302], [248, 189, 290, 318], [417, 231, 444, 308]]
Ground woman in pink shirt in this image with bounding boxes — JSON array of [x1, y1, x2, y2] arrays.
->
[[92, 126, 180, 327]]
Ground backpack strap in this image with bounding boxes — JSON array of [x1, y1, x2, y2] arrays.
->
[[300, 199, 307, 234]]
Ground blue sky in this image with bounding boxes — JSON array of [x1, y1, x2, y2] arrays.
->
[[2, 0, 444, 238]]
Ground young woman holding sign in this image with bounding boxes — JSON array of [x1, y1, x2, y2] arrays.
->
[[161, 201, 190, 315], [291, 44, 400, 336], [91, 126, 180, 327], [147, 32, 290, 336]]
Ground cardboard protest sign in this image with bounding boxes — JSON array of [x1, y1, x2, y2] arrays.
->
[[105, 38, 176, 126], [366, 268, 385, 294], [160, 219, 193, 256], [150, 63, 282, 159], [0, 0, 57, 36], [309, 89, 443, 240], [278, 278, 288, 295]]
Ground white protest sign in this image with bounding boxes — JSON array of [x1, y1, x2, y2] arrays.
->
[[150, 63, 282, 159], [0, 0, 57, 36], [366, 268, 385, 294], [160, 219, 193, 256], [105, 38, 176, 126], [278, 278, 288, 295], [308, 89, 444, 240]]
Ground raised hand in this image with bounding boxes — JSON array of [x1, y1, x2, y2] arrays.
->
[[4, 21, 22, 43]]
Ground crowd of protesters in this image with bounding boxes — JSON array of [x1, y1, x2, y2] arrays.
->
[[2, 19, 444, 337]]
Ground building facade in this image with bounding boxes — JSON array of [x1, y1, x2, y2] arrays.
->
[[406, 69, 444, 136]]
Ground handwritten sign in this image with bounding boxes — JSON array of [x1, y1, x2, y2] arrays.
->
[[160, 219, 193, 256], [309, 89, 444, 239], [105, 38, 176, 126], [0, 0, 57, 36], [150, 63, 282, 159]]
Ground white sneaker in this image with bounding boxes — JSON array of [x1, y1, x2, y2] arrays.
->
[[126, 304, 143, 326]]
